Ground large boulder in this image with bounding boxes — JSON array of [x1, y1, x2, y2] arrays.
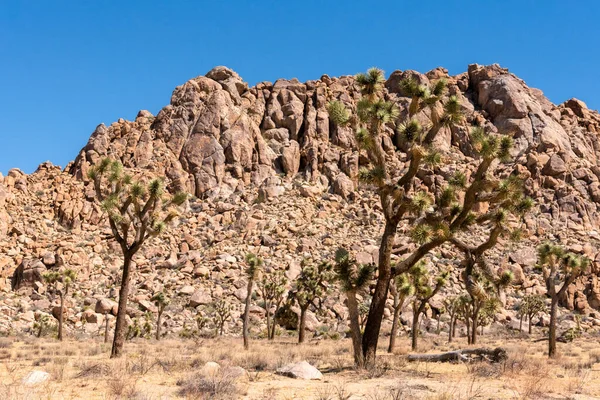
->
[[276, 361, 322, 380]]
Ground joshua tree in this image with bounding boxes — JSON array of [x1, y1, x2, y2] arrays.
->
[[290, 260, 333, 343], [33, 314, 53, 338], [405, 262, 448, 351], [333, 248, 374, 367], [151, 292, 170, 340], [328, 68, 532, 364], [212, 299, 232, 337], [258, 269, 288, 340], [388, 273, 414, 353], [243, 253, 262, 350], [518, 294, 545, 334], [444, 296, 461, 343], [104, 312, 110, 343], [43, 269, 76, 341], [477, 297, 501, 336], [87, 158, 187, 358], [537, 244, 589, 358]]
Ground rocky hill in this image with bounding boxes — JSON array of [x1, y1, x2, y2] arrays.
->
[[2, 63, 600, 338]]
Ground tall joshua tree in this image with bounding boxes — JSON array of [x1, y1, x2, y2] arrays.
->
[[243, 253, 262, 350], [405, 262, 448, 351], [291, 260, 333, 344], [43, 269, 76, 341], [151, 291, 170, 340], [258, 269, 288, 340], [388, 272, 414, 353], [334, 248, 374, 367], [537, 244, 589, 358], [329, 67, 531, 364], [88, 158, 187, 358]]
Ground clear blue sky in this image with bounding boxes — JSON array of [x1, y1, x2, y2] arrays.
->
[[1, 1, 599, 174]]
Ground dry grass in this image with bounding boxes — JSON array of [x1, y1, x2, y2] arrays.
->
[[0, 333, 598, 399]]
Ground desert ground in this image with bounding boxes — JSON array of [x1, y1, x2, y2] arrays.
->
[[2, 331, 600, 400]]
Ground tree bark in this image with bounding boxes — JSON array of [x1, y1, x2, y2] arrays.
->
[[448, 314, 454, 343], [265, 300, 271, 341], [346, 290, 364, 367], [408, 347, 507, 363], [155, 309, 162, 340], [388, 292, 402, 353], [58, 292, 64, 341], [298, 306, 307, 344], [243, 279, 253, 350], [362, 221, 396, 364], [549, 296, 558, 358], [520, 314, 523, 332], [104, 312, 109, 343], [528, 315, 533, 334], [111, 254, 132, 358]]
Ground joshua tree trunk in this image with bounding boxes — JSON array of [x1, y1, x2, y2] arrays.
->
[[528, 315, 533, 334], [104, 312, 110, 343], [436, 315, 441, 335], [243, 278, 254, 350], [549, 297, 558, 358], [452, 315, 457, 338], [155, 308, 163, 340], [448, 315, 454, 343], [58, 292, 64, 341], [346, 289, 364, 367], [411, 306, 420, 351], [111, 254, 132, 358], [265, 301, 271, 341], [519, 314, 524, 332], [466, 316, 471, 344], [471, 302, 481, 345], [388, 291, 402, 353], [480, 323, 484, 336], [363, 221, 396, 364], [298, 306, 308, 344]]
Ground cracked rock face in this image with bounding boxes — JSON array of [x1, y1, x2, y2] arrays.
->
[[2, 63, 600, 337]]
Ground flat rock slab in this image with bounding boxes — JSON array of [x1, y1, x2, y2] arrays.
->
[[22, 370, 49, 386], [276, 361, 322, 380]]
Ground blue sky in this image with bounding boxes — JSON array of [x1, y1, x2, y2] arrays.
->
[[1, 1, 599, 174]]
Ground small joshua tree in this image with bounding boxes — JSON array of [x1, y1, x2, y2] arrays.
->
[[151, 292, 170, 340], [290, 260, 333, 343], [518, 294, 545, 334], [43, 269, 76, 341], [243, 253, 262, 350], [87, 158, 187, 357], [537, 244, 589, 358], [388, 273, 414, 353], [33, 313, 53, 338], [212, 299, 232, 337], [405, 262, 448, 351], [333, 248, 374, 367], [444, 296, 461, 343], [257, 269, 288, 340], [477, 297, 501, 336]]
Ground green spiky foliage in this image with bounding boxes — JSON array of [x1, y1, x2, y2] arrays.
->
[[151, 291, 170, 340], [327, 100, 350, 126], [333, 248, 374, 366], [291, 260, 334, 343], [87, 157, 188, 358], [327, 68, 533, 365], [405, 261, 448, 351], [43, 268, 77, 341], [537, 243, 590, 358], [258, 269, 288, 340], [243, 253, 264, 349], [517, 294, 545, 334], [477, 297, 501, 335]]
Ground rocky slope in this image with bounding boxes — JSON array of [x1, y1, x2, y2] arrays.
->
[[2, 63, 600, 338]]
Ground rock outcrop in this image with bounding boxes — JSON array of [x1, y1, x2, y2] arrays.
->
[[1, 63, 600, 338]]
